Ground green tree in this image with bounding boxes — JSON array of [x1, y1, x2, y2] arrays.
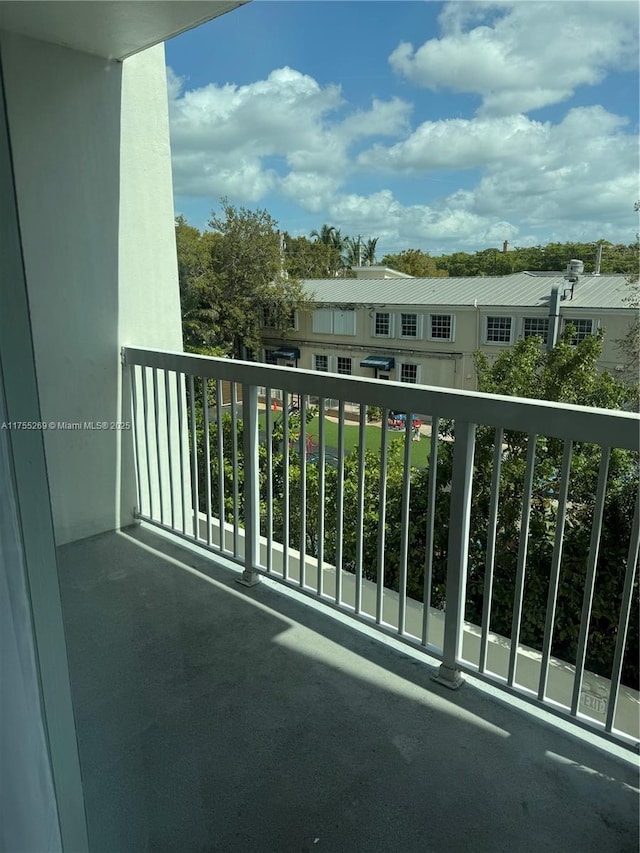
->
[[433, 240, 639, 277], [382, 248, 448, 277], [284, 234, 342, 278], [175, 215, 223, 352], [469, 330, 638, 687], [208, 199, 309, 358]]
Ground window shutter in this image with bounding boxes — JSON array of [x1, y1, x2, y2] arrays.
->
[[334, 309, 356, 335], [312, 309, 334, 334]]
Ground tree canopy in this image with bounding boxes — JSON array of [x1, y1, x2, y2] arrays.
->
[[176, 201, 309, 357], [433, 240, 638, 277], [381, 248, 449, 277]]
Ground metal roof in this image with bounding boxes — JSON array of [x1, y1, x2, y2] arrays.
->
[[303, 272, 633, 310]]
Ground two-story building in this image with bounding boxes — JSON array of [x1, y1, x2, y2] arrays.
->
[[262, 266, 635, 391]]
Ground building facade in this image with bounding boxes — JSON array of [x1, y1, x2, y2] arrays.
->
[[262, 269, 635, 392]]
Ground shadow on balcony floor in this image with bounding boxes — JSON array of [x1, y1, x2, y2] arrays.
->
[[58, 526, 639, 853]]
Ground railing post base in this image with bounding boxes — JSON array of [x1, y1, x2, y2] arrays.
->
[[431, 664, 465, 690], [237, 570, 261, 588]]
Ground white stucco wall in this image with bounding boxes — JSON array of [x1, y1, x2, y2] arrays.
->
[[1, 34, 183, 544], [117, 45, 185, 532]]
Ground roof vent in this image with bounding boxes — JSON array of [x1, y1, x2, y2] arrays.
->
[[562, 259, 583, 300], [564, 259, 584, 281]]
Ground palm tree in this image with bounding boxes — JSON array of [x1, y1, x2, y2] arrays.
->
[[310, 224, 337, 245], [362, 237, 378, 266], [343, 235, 362, 268]]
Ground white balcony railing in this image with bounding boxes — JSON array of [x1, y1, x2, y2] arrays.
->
[[123, 347, 640, 748]]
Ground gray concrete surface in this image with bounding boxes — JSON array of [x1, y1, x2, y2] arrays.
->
[[58, 527, 639, 853]]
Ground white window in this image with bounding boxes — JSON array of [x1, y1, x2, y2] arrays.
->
[[400, 313, 420, 338], [523, 318, 549, 343], [373, 311, 392, 337], [400, 363, 419, 383], [428, 314, 454, 341], [334, 309, 356, 335], [485, 316, 513, 344], [312, 309, 334, 334], [314, 354, 328, 372], [563, 318, 595, 344], [337, 356, 352, 375]]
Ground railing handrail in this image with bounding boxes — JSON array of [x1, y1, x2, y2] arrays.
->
[[122, 346, 640, 451]]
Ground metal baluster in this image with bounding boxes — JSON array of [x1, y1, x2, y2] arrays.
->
[[152, 368, 163, 524], [376, 409, 389, 625], [478, 427, 503, 672], [202, 377, 212, 547], [508, 434, 538, 686], [164, 370, 175, 530], [422, 416, 440, 647], [571, 448, 611, 716], [282, 394, 290, 580], [141, 368, 153, 521], [538, 440, 573, 700], [265, 388, 273, 574], [605, 494, 640, 732], [299, 394, 307, 588], [433, 420, 476, 689], [231, 383, 239, 557], [317, 397, 326, 597], [398, 413, 413, 635], [188, 375, 198, 540], [216, 380, 225, 552], [238, 383, 260, 587], [130, 364, 144, 517], [176, 372, 187, 535], [335, 400, 345, 605], [355, 403, 367, 614]]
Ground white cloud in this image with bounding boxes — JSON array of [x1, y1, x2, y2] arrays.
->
[[168, 65, 410, 202], [389, 1, 639, 115], [358, 114, 545, 171], [325, 189, 520, 253], [167, 13, 638, 257], [350, 105, 638, 251]]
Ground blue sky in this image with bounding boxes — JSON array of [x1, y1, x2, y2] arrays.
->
[[165, 1, 639, 258]]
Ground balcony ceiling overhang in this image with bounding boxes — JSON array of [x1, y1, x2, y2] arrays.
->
[[0, 1, 248, 61]]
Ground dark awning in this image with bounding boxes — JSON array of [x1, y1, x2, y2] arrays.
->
[[271, 348, 300, 361], [360, 355, 395, 370]]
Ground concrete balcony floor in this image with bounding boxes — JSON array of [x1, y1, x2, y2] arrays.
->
[[58, 526, 639, 853]]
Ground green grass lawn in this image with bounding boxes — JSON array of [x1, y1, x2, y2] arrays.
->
[[258, 411, 431, 467]]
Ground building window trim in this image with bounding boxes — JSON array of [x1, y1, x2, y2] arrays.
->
[[563, 318, 597, 345], [399, 363, 420, 384], [522, 317, 549, 344], [336, 356, 352, 376], [484, 315, 514, 345], [372, 311, 393, 338], [314, 354, 329, 372], [428, 313, 455, 342], [399, 312, 421, 339]]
